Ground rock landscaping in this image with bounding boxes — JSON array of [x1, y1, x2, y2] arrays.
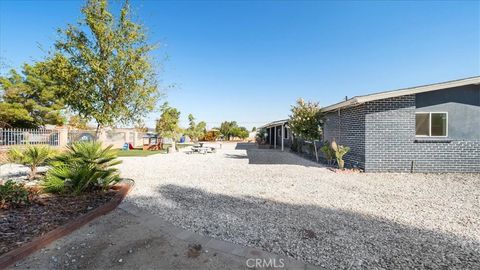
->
[[119, 142, 480, 269]]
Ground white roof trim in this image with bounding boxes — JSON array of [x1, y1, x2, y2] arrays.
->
[[322, 76, 480, 112], [261, 119, 288, 129]]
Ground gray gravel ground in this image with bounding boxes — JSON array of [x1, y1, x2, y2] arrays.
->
[[0, 163, 48, 185], [13, 207, 256, 270], [108, 143, 477, 268]]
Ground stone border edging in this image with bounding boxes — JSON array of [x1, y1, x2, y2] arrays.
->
[[0, 180, 134, 270]]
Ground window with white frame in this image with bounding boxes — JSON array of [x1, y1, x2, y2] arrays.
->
[[415, 112, 448, 137]]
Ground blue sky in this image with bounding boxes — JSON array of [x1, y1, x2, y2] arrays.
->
[[1, 0, 479, 129]]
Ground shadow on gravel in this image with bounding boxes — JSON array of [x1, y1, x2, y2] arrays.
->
[[133, 184, 480, 269], [234, 143, 257, 150], [227, 143, 323, 167], [224, 154, 249, 159]]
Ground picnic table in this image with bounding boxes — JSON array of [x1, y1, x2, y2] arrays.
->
[[190, 143, 216, 154]]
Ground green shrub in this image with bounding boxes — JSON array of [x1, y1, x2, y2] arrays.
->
[[43, 141, 121, 194], [0, 180, 30, 208], [320, 141, 335, 166], [290, 138, 299, 152], [7, 145, 56, 180], [41, 174, 66, 193], [255, 128, 267, 144]]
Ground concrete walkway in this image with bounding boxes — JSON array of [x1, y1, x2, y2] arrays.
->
[[12, 201, 320, 270]]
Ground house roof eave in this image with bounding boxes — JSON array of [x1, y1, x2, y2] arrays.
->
[[322, 76, 480, 113], [260, 119, 289, 129]]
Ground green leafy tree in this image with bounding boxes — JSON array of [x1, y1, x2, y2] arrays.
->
[[68, 114, 90, 129], [0, 61, 66, 128], [185, 114, 207, 142], [288, 98, 323, 141], [156, 103, 180, 151], [52, 0, 160, 135], [231, 126, 249, 139], [218, 121, 249, 140], [219, 121, 237, 140], [197, 121, 207, 138], [134, 121, 148, 132]]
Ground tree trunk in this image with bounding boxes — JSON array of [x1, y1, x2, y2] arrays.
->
[[95, 123, 102, 141], [169, 140, 176, 153], [29, 166, 37, 180]]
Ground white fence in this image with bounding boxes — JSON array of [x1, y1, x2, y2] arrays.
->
[[0, 128, 146, 149], [0, 128, 60, 147]]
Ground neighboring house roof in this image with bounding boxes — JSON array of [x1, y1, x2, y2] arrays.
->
[[322, 76, 480, 112], [261, 119, 289, 129]]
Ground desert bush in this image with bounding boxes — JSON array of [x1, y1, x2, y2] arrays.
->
[[320, 141, 336, 166], [202, 131, 218, 141], [43, 141, 121, 194], [7, 145, 56, 180], [0, 180, 30, 208]]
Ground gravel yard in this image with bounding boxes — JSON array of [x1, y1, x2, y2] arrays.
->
[[118, 142, 480, 269]]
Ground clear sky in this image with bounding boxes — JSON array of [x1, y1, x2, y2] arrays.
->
[[1, 0, 479, 129]]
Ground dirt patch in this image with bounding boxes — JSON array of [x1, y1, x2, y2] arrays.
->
[[0, 190, 117, 255], [187, 244, 202, 258]]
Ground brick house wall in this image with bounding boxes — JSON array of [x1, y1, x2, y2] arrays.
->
[[364, 95, 480, 172], [323, 104, 366, 169], [323, 94, 480, 172], [364, 95, 415, 172]]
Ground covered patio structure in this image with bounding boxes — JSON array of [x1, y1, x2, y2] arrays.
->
[[261, 119, 292, 151]]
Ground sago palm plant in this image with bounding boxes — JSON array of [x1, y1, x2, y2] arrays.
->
[[330, 139, 350, 170], [7, 145, 56, 180], [43, 141, 121, 194]]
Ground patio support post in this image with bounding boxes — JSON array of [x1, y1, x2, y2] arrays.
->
[[269, 128, 271, 145], [274, 126, 277, 149], [281, 124, 284, 151]]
